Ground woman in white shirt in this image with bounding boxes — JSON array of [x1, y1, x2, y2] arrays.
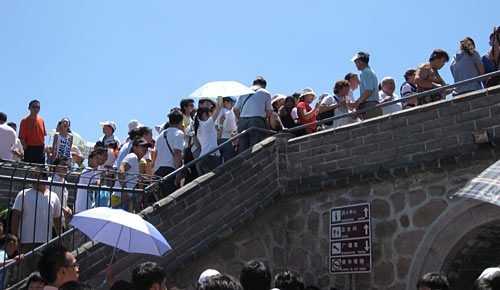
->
[[194, 96, 222, 174]]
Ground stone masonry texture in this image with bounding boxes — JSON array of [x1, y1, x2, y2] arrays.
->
[[5, 86, 500, 290]]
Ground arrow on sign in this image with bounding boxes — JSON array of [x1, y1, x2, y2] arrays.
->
[[364, 224, 369, 235], [363, 207, 369, 218], [364, 240, 370, 251]]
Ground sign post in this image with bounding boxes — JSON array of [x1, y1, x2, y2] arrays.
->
[[329, 203, 372, 275]]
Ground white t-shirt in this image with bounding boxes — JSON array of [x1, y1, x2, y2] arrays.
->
[[197, 118, 220, 157], [49, 174, 69, 209], [216, 108, 237, 139], [11, 138, 23, 162], [112, 153, 139, 198], [75, 168, 101, 213], [321, 95, 355, 129], [291, 107, 298, 120], [99, 148, 116, 170], [153, 128, 184, 172], [13, 188, 61, 244], [0, 124, 16, 160], [379, 91, 403, 115]]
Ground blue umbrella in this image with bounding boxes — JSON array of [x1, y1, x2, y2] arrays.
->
[[70, 207, 171, 263]]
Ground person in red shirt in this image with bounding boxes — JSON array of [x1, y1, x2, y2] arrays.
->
[[19, 100, 47, 164], [297, 88, 321, 134]]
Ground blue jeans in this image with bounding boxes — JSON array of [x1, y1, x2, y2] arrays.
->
[[237, 117, 265, 153], [217, 138, 234, 163]]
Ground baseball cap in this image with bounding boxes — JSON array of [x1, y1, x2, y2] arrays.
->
[[99, 121, 116, 131]]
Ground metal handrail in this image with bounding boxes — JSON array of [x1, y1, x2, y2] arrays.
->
[[146, 70, 500, 192], [144, 126, 277, 192], [287, 69, 500, 133]]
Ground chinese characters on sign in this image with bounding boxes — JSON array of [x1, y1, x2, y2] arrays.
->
[[330, 203, 372, 274]]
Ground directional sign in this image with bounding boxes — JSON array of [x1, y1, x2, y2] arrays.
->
[[331, 221, 370, 240], [330, 238, 371, 256], [330, 203, 372, 274]]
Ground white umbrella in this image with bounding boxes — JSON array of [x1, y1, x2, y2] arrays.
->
[[188, 81, 254, 99], [70, 207, 171, 263]]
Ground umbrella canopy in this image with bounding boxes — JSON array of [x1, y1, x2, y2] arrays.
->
[[70, 207, 171, 256], [452, 158, 500, 207], [47, 129, 85, 148], [188, 81, 254, 99]]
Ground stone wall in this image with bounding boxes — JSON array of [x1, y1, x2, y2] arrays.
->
[[50, 86, 500, 289]]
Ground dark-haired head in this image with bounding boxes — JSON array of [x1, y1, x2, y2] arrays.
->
[[253, 76, 267, 88], [240, 260, 271, 290], [416, 272, 449, 290], [168, 109, 184, 126], [274, 270, 304, 290], [132, 262, 166, 290], [429, 49, 449, 62]]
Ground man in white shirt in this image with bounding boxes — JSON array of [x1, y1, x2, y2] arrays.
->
[[112, 137, 151, 212], [154, 110, 185, 198], [216, 97, 237, 163], [11, 170, 61, 276], [74, 149, 104, 214], [379, 77, 403, 115], [0, 113, 16, 160]]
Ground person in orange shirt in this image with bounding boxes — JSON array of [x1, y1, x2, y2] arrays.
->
[[19, 100, 47, 164]]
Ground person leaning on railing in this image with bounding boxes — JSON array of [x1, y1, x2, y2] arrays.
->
[[415, 49, 453, 105]]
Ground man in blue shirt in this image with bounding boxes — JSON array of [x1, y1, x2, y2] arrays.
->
[[233, 76, 273, 152], [349, 51, 383, 120]]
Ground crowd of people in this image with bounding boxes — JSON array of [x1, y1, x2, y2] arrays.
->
[[0, 27, 499, 289], [5, 246, 500, 290]]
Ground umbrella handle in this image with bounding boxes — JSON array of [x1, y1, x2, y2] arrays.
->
[[109, 247, 117, 265]]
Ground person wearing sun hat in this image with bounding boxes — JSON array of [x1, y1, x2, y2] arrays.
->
[[98, 120, 121, 148], [349, 51, 383, 119], [270, 94, 286, 131], [296, 88, 321, 134]]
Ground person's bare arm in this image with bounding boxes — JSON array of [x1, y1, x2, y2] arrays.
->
[[211, 96, 223, 122], [173, 149, 183, 185], [19, 138, 27, 151], [52, 135, 58, 160], [298, 103, 320, 121], [118, 163, 131, 188], [233, 108, 241, 120], [53, 217, 61, 236], [11, 210, 21, 237]]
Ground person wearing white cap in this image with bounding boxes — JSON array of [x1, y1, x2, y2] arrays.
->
[[198, 269, 221, 286], [297, 88, 321, 134], [270, 94, 286, 131], [98, 121, 120, 148], [349, 51, 383, 119]]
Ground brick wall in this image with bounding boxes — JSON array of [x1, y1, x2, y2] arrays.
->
[[30, 85, 500, 289]]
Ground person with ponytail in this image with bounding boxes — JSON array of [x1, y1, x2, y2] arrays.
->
[[450, 37, 485, 96], [194, 96, 222, 175]]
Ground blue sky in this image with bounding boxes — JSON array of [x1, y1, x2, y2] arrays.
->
[[1, 0, 497, 144]]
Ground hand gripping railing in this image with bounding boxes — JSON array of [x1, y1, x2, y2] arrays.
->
[[287, 70, 500, 134], [144, 126, 278, 193], [146, 70, 500, 194]]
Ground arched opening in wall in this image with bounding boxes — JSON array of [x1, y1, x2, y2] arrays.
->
[[441, 222, 500, 290]]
